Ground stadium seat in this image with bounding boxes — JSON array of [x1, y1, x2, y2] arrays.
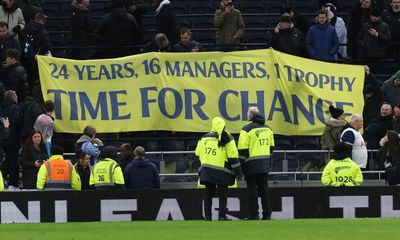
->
[[238, 1, 266, 13], [243, 16, 269, 28], [171, 2, 189, 14], [189, 2, 216, 14], [293, 137, 320, 150], [265, 0, 286, 13], [192, 31, 215, 44], [291, 2, 317, 14], [43, 3, 60, 17], [191, 16, 214, 29], [246, 31, 268, 43]]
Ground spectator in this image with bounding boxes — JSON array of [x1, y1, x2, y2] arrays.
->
[[363, 66, 383, 128], [365, 103, 393, 150], [0, 0, 25, 35], [70, 0, 97, 60], [392, 104, 400, 132], [36, 145, 81, 190], [19, 96, 42, 144], [358, 8, 391, 73], [1, 90, 20, 190], [382, 0, 400, 60], [143, 33, 172, 52], [348, 0, 372, 58], [152, 0, 179, 45], [340, 114, 368, 169], [2, 48, 29, 102], [18, 12, 51, 96], [34, 100, 55, 158], [89, 146, 125, 190], [74, 149, 92, 190], [118, 142, 133, 171], [280, 5, 310, 38], [305, 9, 339, 62], [125, 0, 148, 30], [97, 0, 139, 58], [381, 70, 400, 106], [0, 21, 21, 77], [124, 146, 160, 189], [376, 130, 400, 184], [0, 116, 10, 190], [323, 3, 348, 58], [19, 129, 46, 189], [76, 125, 103, 165], [173, 28, 204, 52], [321, 105, 347, 150], [270, 13, 304, 57], [19, 0, 41, 24], [214, 0, 245, 51], [321, 142, 363, 186]]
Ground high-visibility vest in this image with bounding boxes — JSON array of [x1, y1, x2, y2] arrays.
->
[[91, 158, 118, 188], [45, 158, 73, 189]]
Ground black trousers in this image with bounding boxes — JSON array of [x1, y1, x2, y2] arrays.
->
[[204, 183, 228, 219], [3, 145, 20, 187], [245, 173, 271, 219]]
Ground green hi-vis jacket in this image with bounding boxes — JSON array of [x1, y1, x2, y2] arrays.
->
[[321, 157, 363, 187]]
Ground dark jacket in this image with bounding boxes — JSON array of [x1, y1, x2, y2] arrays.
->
[[156, 3, 179, 45], [375, 145, 400, 185], [20, 145, 46, 189], [1, 97, 20, 146], [292, 13, 310, 37], [271, 24, 304, 56], [74, 163, 92, 190], [71, 1, 96, 46], [173, 40, 204, 52], [305, 23, 339, 61], [365, 115, 394, 149], [143, 38, 172, 52], [19, 20, 51, 57], [348, 2, 371, 41], [363, 73, 383, 128], [382, 8, 400, 41], [381, 76, 400, 107], [3, 62, 29, 102], [97, 7, 139, 46], [358, 19, 391, 59], [125, 0, 148, 28], [0, 117, 10, 170], [0, 32, 21, 62], [19, 98, 43, 142], [124, 158, 160, 189]]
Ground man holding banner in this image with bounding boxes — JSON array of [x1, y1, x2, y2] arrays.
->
[[238, 107, 274, 220]]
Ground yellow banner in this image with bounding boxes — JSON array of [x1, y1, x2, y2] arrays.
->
[[37, 49, 364, 135]]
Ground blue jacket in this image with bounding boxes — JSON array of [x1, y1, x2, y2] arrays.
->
[[306, 23, 339, 61], [124, 158, 160, 189]]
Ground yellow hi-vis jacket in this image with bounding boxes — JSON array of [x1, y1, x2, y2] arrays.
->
[[90, 158, 124, 189], [321, 157, 363, 186], [0, 171, 3, 191], [195, 117, 241, 186], [36, 155, 81, 190], [238, 116, 274, 174]]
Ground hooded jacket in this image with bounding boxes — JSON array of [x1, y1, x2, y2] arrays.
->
[[321, 117, 347, 150], [0, 32, 20, 61], [305, 23, 339, 61], [0, 1, 25, 32], [358, 19, 391, 59], [195, 117, 241, 186], [76, 134, 103, 165], [124, 158, 160, 189], [71, 1, 96, 46], [381, 75, 400, 106]]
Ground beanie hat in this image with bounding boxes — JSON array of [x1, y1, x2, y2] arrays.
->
[[333, 142, 350, 160], [279, 13, 291, 23], [329, 105, 344, 119]]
